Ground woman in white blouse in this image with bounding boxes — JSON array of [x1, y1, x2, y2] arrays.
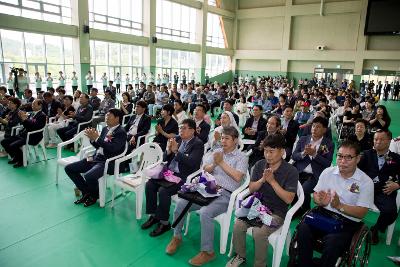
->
[[173, 99, 188, 125]]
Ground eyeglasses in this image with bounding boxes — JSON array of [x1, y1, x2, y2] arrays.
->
[[337, 154, 358, 161]]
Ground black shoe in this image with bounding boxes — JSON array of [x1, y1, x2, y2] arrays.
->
[[83, 196, 97, 207], [371, 227, 379, 245], [74, 194, 89, 205], [13, 162, 23, 168], [149, 222, 171, 237], [141, 216, 159, 230], [8, 158, 17, 164]]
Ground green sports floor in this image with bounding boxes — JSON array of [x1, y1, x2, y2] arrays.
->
[[1, 101, 400, 267]]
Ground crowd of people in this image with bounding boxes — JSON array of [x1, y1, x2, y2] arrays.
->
[[1, 70, 400, 266]]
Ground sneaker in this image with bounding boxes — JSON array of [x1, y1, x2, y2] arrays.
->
[[226, 255, 246, 267], [189, 251, 216, 266], [166, 236, 182, 255]]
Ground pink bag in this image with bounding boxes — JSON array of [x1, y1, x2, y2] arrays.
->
[[144, 164, 165, 179]]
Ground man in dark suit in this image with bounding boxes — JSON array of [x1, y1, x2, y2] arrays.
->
[[281, 105, 299, 161], [142, 119, 204, 237], [65, 108, 127, 207], [42, 91, 62, 118], [193, 104, 211, 144], [20, 89, 35, 111], [242, 104, 267, 141], [383, 81, 391, 101], [248, 115, 281, 168], [57, 93, 93, 142], [125, 100, 151, 152], [1, 99, 46, 168], [358, 129, 400, 244], [89, 88, 101, 111], [291, 116, 334, 215], [376, 81, 382, 99]]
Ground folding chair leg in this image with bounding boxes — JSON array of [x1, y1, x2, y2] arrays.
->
[[386, 222, 396, 245], [184, 213, 191, 236], [98, 177, 106, 208], [111, 183, 116, 208], [56, 164, 59, 185], [220, 221, 229, 254], [41, 142, 47, 161], [22, 145, 28, 167], [228, 235, 234, 257], [136, 188, 143, 220]]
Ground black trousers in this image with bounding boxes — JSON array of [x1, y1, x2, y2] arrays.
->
[[86, 85, 93, 92], [57, 124, 78, 141], [297, 209, 361, 267], [116, 84, 120, 93], [1, 136, 25, 163], [295, 172, 318, 215], [145, 178, 182, 221], [374, 192, 398, 232], [65, 158, 105, 198]]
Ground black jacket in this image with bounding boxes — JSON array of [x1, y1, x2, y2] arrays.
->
[[19, 111, 47, 145], [242, 116, 267, 140], [164, 136, 204, 179], [125, 114, 151, 146], [358, 149, 400, 196]]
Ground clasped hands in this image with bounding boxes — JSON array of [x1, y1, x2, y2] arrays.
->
[[303, 144, 317, 157], [314, 189, 342, 209], [84, 127, 100, 141], [167, 138, 179, 154]]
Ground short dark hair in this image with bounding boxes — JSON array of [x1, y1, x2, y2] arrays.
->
[[174, 99, 183, 106], [196, 104, 207, 113], [283, 105, 293, 111], [8, 97, 21, 107], [24, 89, 32, 95], [108, 108, 124, 124], [81, 93, 90, 100], [312, 116, 328, 128], [263, 133, 286, 149], [253, 104, 263, 111], [59, 88, 66, 95], [355, 118, 367, 128], [182, 118, 196, 130], [0, 86, 7, 93], [339, 140, 361, 155], [43, 92, 52, 99], [91, 88, 98, 93], [375, 129, 392, 140], [222, 126, 239, 139], [63, 95, 73, 102], [136, 100, 147, 109], [48, 88, 55, 93], [162, 104, 175, 116], [225, 99, 235, 106]]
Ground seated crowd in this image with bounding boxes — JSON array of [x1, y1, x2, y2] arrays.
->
[[0, 74, 399, 267]]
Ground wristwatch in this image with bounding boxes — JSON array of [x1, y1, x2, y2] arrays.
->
[[338, 205, 345, 213]]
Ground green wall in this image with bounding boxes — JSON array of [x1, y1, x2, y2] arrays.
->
[[209, 70, 233, 84]]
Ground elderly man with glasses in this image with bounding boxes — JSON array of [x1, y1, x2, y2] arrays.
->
[[142, 119, 204, 237]]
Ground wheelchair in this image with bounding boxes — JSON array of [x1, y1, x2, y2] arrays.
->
[[287, 208, 371, 267]]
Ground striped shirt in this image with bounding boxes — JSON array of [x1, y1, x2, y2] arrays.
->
[[203, 148, 248, 192]]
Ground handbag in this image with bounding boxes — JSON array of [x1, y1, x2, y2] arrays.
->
[[303, 208, 344, 234], [177, 190, 218, 206]]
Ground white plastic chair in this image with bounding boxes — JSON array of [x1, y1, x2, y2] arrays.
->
[[370, 190, 400, 245], [228, 181, 304, 267], [183, 171, 251, 254], [74, 117, 94, 152], [55, 131, 92, 185], [111, 143, 163, 218], [22, 126, 48, 167], [98, 142, 128, 207]]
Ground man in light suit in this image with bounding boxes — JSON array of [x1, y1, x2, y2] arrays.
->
[[142, 119, 204, 237], [124, 100, 151, 152], [65, 108, 127, 207], [1, 99, 46, 168], [358, 129, 400, 244], [291, 116, 334, 215]]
